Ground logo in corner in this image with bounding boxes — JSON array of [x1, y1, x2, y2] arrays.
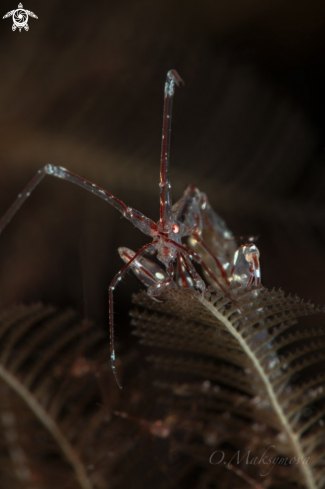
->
[[3, 3, 38, 32]]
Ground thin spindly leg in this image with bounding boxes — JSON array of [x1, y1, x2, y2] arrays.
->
[[0, 164, 158, 237], [159, 70, 183, 228], [164, 239, 240, 311], [176, 254, 193, 288], [109, 242, 157, 389], [180, 253, 205, 294]]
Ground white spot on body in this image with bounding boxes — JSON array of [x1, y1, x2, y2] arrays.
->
[[155, 272, 165, 280]]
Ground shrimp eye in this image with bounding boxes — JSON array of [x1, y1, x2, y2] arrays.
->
[[172, 224, 179, 234]]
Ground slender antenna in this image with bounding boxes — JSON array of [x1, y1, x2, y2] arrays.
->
[[159, 70, 184, 227]]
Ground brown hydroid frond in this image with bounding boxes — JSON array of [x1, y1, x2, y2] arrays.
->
[[0, 288, 324, 489], [0, 303, 190, 489], [131, 285, 325, 489], [0, 303, 113, 489]]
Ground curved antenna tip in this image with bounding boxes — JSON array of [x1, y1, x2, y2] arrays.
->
[[167, 69, 184, 87]]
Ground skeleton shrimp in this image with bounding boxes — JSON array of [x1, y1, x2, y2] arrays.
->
[[0, 70, 261, 388]]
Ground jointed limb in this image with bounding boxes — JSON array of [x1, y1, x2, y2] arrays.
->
[[164, 239, 240, 311], [180, 253, 205, 294], [176, 254, 193, 288], [109, 242, 157, 389], [0, 165, 158, 237]]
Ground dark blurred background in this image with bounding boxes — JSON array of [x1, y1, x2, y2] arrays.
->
[[0, 0, 325, 342]]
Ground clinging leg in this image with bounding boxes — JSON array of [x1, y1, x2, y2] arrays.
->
[[180, 253, 205, 295], [232, 244, 261, 286], [164, 239, 240, 311], [176, 254, 194, 288]]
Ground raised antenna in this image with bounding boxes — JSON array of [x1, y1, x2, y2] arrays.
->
[[159, 70, 184, 227]]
